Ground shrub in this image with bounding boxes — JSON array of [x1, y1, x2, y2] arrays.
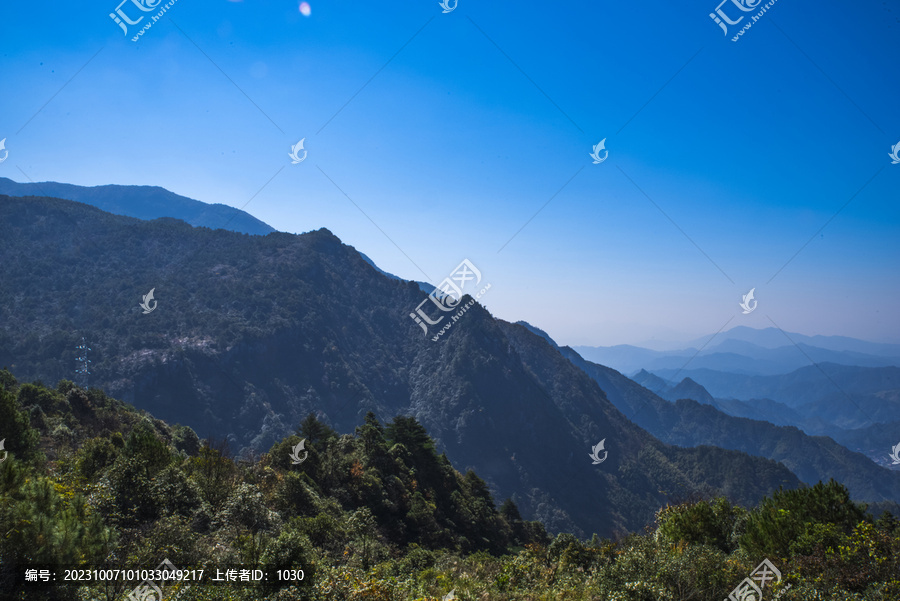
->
[[76, 436, 119, 480], [657, 497, 744, 553]]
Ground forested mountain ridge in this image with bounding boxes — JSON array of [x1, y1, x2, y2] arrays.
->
[[1, 194, 801, 537]]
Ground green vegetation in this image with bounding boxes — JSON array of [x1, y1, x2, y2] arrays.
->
[[1, 373, 898, 600]]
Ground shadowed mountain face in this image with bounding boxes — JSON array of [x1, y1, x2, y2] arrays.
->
[[0, 177, 275, 236], [0, 194, 803, 537]]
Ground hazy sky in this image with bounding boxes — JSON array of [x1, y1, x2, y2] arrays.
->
[[1, 0, 898, 346]]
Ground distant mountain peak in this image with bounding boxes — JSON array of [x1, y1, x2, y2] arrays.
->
[[630, 370, 672, 394], [669, 377, 715, 405]]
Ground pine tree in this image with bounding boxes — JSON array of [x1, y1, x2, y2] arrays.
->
[[298, 412, 338, 445], [0, 385, 39, 462]]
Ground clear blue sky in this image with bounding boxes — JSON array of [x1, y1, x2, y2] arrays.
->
[[1, 0, 898, 346]]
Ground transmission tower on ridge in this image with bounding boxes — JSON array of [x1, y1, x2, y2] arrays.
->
[[75, 337, 91, 388]]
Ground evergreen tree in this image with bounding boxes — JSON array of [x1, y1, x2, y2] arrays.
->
[[298, 412, 338, 445], [356, 411, 391, 473], [0, 385, 40, 462]]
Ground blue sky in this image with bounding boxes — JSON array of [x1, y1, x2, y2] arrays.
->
[[1, 0, 898, 346]]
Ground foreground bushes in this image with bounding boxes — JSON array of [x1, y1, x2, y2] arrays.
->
[[0, 373, 898, 600]]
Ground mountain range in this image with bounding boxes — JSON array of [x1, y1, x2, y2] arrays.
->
[[574, 327, 900, 377], [0, 192, 809, 538], [648, 364, 900, 409], [630, 367, 900, 467], [556, 344, 900, 508]]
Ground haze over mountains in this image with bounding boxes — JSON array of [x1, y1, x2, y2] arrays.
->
[[574, 327, 900, 377]]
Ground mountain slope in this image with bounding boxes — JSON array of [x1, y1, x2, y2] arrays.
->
[[828, 420, 900, 468], [499, 323, 799, 512], [560, 346, 900, 505], [0, 177, 275, 235], [0, 194, 803, 538]]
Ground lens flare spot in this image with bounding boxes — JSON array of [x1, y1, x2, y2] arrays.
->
[[299, 2, 311, 16]]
